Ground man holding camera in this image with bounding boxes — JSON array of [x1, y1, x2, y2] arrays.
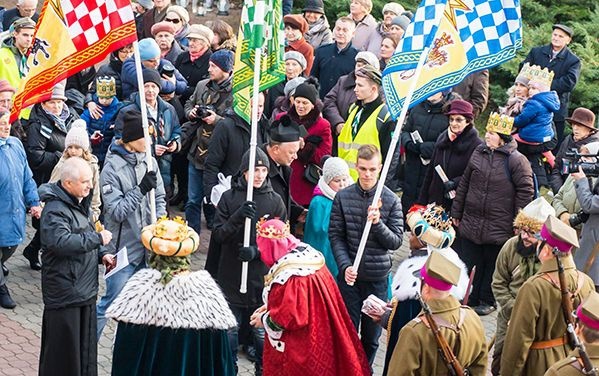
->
[[182, 49, 234, 234]]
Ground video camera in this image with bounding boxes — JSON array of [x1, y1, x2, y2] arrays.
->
[[561, 149, 599, 177]]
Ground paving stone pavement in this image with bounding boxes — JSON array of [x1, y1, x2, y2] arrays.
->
[[0, 217, 497, 375]]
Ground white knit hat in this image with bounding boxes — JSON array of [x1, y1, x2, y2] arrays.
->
[[65, 120, 90, 151], [322, 157, 350, 184]]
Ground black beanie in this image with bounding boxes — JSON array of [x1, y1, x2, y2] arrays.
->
[[240, 147, 270, 173], [121, 110, 145, 143], [292, 82, 319, 105], [142, 68, 162, 89]]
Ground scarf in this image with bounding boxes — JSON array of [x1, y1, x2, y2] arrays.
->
[[44, 106, 70, 133], [189, 50, 204, 62], [317, 177, 336, 200]]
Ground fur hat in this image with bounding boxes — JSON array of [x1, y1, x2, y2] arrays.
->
[[121, 110, 145, 143], [322, 157, 350, 184], [284, 51, 307, 71], [513, 197, 556, 233], [406, 204, 456, 250], [151, 21, 176, 36], [139, 38, 161, 60], [355, 51, 380, 71], [382, 2, 405, 16], [65, 120, 90, 150], [284, 77, 307, 98], [210, 49, 234, 73]]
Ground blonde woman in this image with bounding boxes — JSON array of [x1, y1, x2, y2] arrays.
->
[[49, 120, 101, 222]]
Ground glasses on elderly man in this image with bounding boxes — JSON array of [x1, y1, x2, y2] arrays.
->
[[165, 18, 181, 24]]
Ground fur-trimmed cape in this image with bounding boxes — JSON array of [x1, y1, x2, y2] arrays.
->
[[106, 269, 237, 330]]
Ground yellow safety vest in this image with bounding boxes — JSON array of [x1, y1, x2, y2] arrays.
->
[[338, 102, 389, 181], [0, 47, 30, 120]]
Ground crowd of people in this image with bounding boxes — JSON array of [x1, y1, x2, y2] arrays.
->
[[0, 0, 599, 375]]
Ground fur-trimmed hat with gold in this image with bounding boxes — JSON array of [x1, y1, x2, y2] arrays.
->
[[513, 197, 556, 234]]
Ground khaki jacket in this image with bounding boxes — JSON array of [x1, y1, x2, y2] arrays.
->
[[501, 255, 595, 375], [388, 296, 488, 375], [545, 345, 599, 375]]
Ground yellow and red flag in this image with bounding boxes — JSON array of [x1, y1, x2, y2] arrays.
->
[[10, 0, 137, 122]]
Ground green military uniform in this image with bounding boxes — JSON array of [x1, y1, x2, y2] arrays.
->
[[501, 216, 595, 376], [387, 252, 488, 375], [544, 346, 599, 375]]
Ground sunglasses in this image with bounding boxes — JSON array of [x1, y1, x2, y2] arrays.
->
[[165, 18, 181, 24]]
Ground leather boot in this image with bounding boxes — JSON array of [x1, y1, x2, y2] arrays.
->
[[23, 246, 42, 271], [0, 284, 16, 309]]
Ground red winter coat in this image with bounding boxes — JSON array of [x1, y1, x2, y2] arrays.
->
[[277, 106, 332, 206]]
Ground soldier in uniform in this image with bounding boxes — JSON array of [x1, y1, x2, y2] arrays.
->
[[387, 251, 488, 375], [545, 291, 599, 375], [491, 197, 556, 375], [501, 215, 595, 375]]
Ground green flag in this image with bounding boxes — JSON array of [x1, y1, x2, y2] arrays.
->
[[232, 0, 285, 123]]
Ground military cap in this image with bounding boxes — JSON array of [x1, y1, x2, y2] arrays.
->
[[577, 292, 599, 330], [540, 215, 579, 253], [269, 114, 300, 143], [11, 17, 36, 32], [420, 251, 460, 291]]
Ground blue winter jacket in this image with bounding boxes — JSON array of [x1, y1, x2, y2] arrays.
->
[[0, 137, 40, 247], [81, 96, 122, 164], [120, 57, 187, 99], [514, 91, 560, 143]]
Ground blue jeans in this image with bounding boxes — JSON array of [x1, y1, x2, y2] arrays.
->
[[228, 305, 264, 368], [186, 164, 204, 235], [96, 262, 145, 339], [337, 276, 388, 366]]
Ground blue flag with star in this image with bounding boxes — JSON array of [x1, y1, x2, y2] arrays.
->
[[382, 0, 522, 119]]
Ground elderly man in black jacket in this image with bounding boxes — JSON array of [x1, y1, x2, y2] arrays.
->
[[520, 24, 581, 144], [330, 144, 403, 367], [38, 157, 114, 376]]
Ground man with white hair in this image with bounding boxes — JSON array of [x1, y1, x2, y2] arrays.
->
[[1, 0, 38, 31]]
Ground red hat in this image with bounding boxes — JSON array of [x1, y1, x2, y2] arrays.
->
[[446, 99, 474, 121], [256, 218, 300, 267], [283, 14, 309, 34], [0, 80, 16, 93], [151, 21, 176, 36]]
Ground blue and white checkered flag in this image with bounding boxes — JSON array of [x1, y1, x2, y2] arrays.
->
[[383, 0, 522, 119]]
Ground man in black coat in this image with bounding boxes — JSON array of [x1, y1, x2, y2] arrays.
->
[[520, 24, 581, 144], [38, 158, 114, 376], [210, 148, 286, 375], [330, 144, 403, 366], [1, 0, 39, 31]]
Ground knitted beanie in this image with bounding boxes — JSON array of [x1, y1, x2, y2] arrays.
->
[[210, 49, 234, 73], [122, 110, 145, 143], [293, 81, 319, 105], [143, 69, 162, 89], [322, 157, 350, 184], [65, 120, 90, 150], [284, 51, 307, 71], [139, 38, 161, 60]]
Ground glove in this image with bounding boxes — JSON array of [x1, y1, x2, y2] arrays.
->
[[406, 141, 421, 153], [304, 135, 323, 145], [443, 180, 457, 192], [139, 170, 158, 195], [90, 132, 103, 146], [238, 245, 259, 262], [234, 201, 256, 220]]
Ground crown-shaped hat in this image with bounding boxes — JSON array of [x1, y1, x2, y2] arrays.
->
[[486, 112, 514, 136], [519, 63, 554, 88], [256, 218, 291, 239], [96, 76, 116, 98], [406, 204, 456, 249]]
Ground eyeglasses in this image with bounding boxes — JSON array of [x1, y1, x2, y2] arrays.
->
[[165, 18, 181, 24], [449, 116, 467, 123]]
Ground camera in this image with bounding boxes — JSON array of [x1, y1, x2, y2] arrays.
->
[[160, 62, 175, 78], [569, 209, 590, 227], [561, 149, 599, 177], [195, 104, 216, 119]]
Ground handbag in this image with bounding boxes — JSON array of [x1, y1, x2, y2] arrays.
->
[[303, 163, 322, 185]]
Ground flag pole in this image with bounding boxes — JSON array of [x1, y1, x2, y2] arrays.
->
[[349, 46, 431, 285], [132, 40, 157, 223], [240, 0, 266, 294]]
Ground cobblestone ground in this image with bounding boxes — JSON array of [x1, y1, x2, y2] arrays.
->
[[0, 216, 497, 375]]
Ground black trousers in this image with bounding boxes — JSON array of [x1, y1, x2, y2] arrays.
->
[[39, 302, 97, 376], [459, 238, 502, 307]]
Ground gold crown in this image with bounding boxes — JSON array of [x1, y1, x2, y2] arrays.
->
[[422, 204, 452, 232], [256, 217, 290, 239], [96, 76, 116, 98], [519, 63, 554, 88], [486, 112, 514, 136]]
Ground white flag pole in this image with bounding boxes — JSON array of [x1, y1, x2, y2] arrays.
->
[[349, 46, 431, 285], [240, 0, 266, 294], [132, 41, 157, 223]]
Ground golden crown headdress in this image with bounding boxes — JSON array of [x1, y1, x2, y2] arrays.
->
[[422, 204, 452, 232], [486, 112, 514, 136], [96, 76, 116, 98], [519, 63, 554, 88], [256, 217, 290, 239]]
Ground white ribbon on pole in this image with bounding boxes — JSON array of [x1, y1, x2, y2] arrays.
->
[[132, 41, 157, 224], [349, 46, 431, 285], [240, 0, 266, 293]]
